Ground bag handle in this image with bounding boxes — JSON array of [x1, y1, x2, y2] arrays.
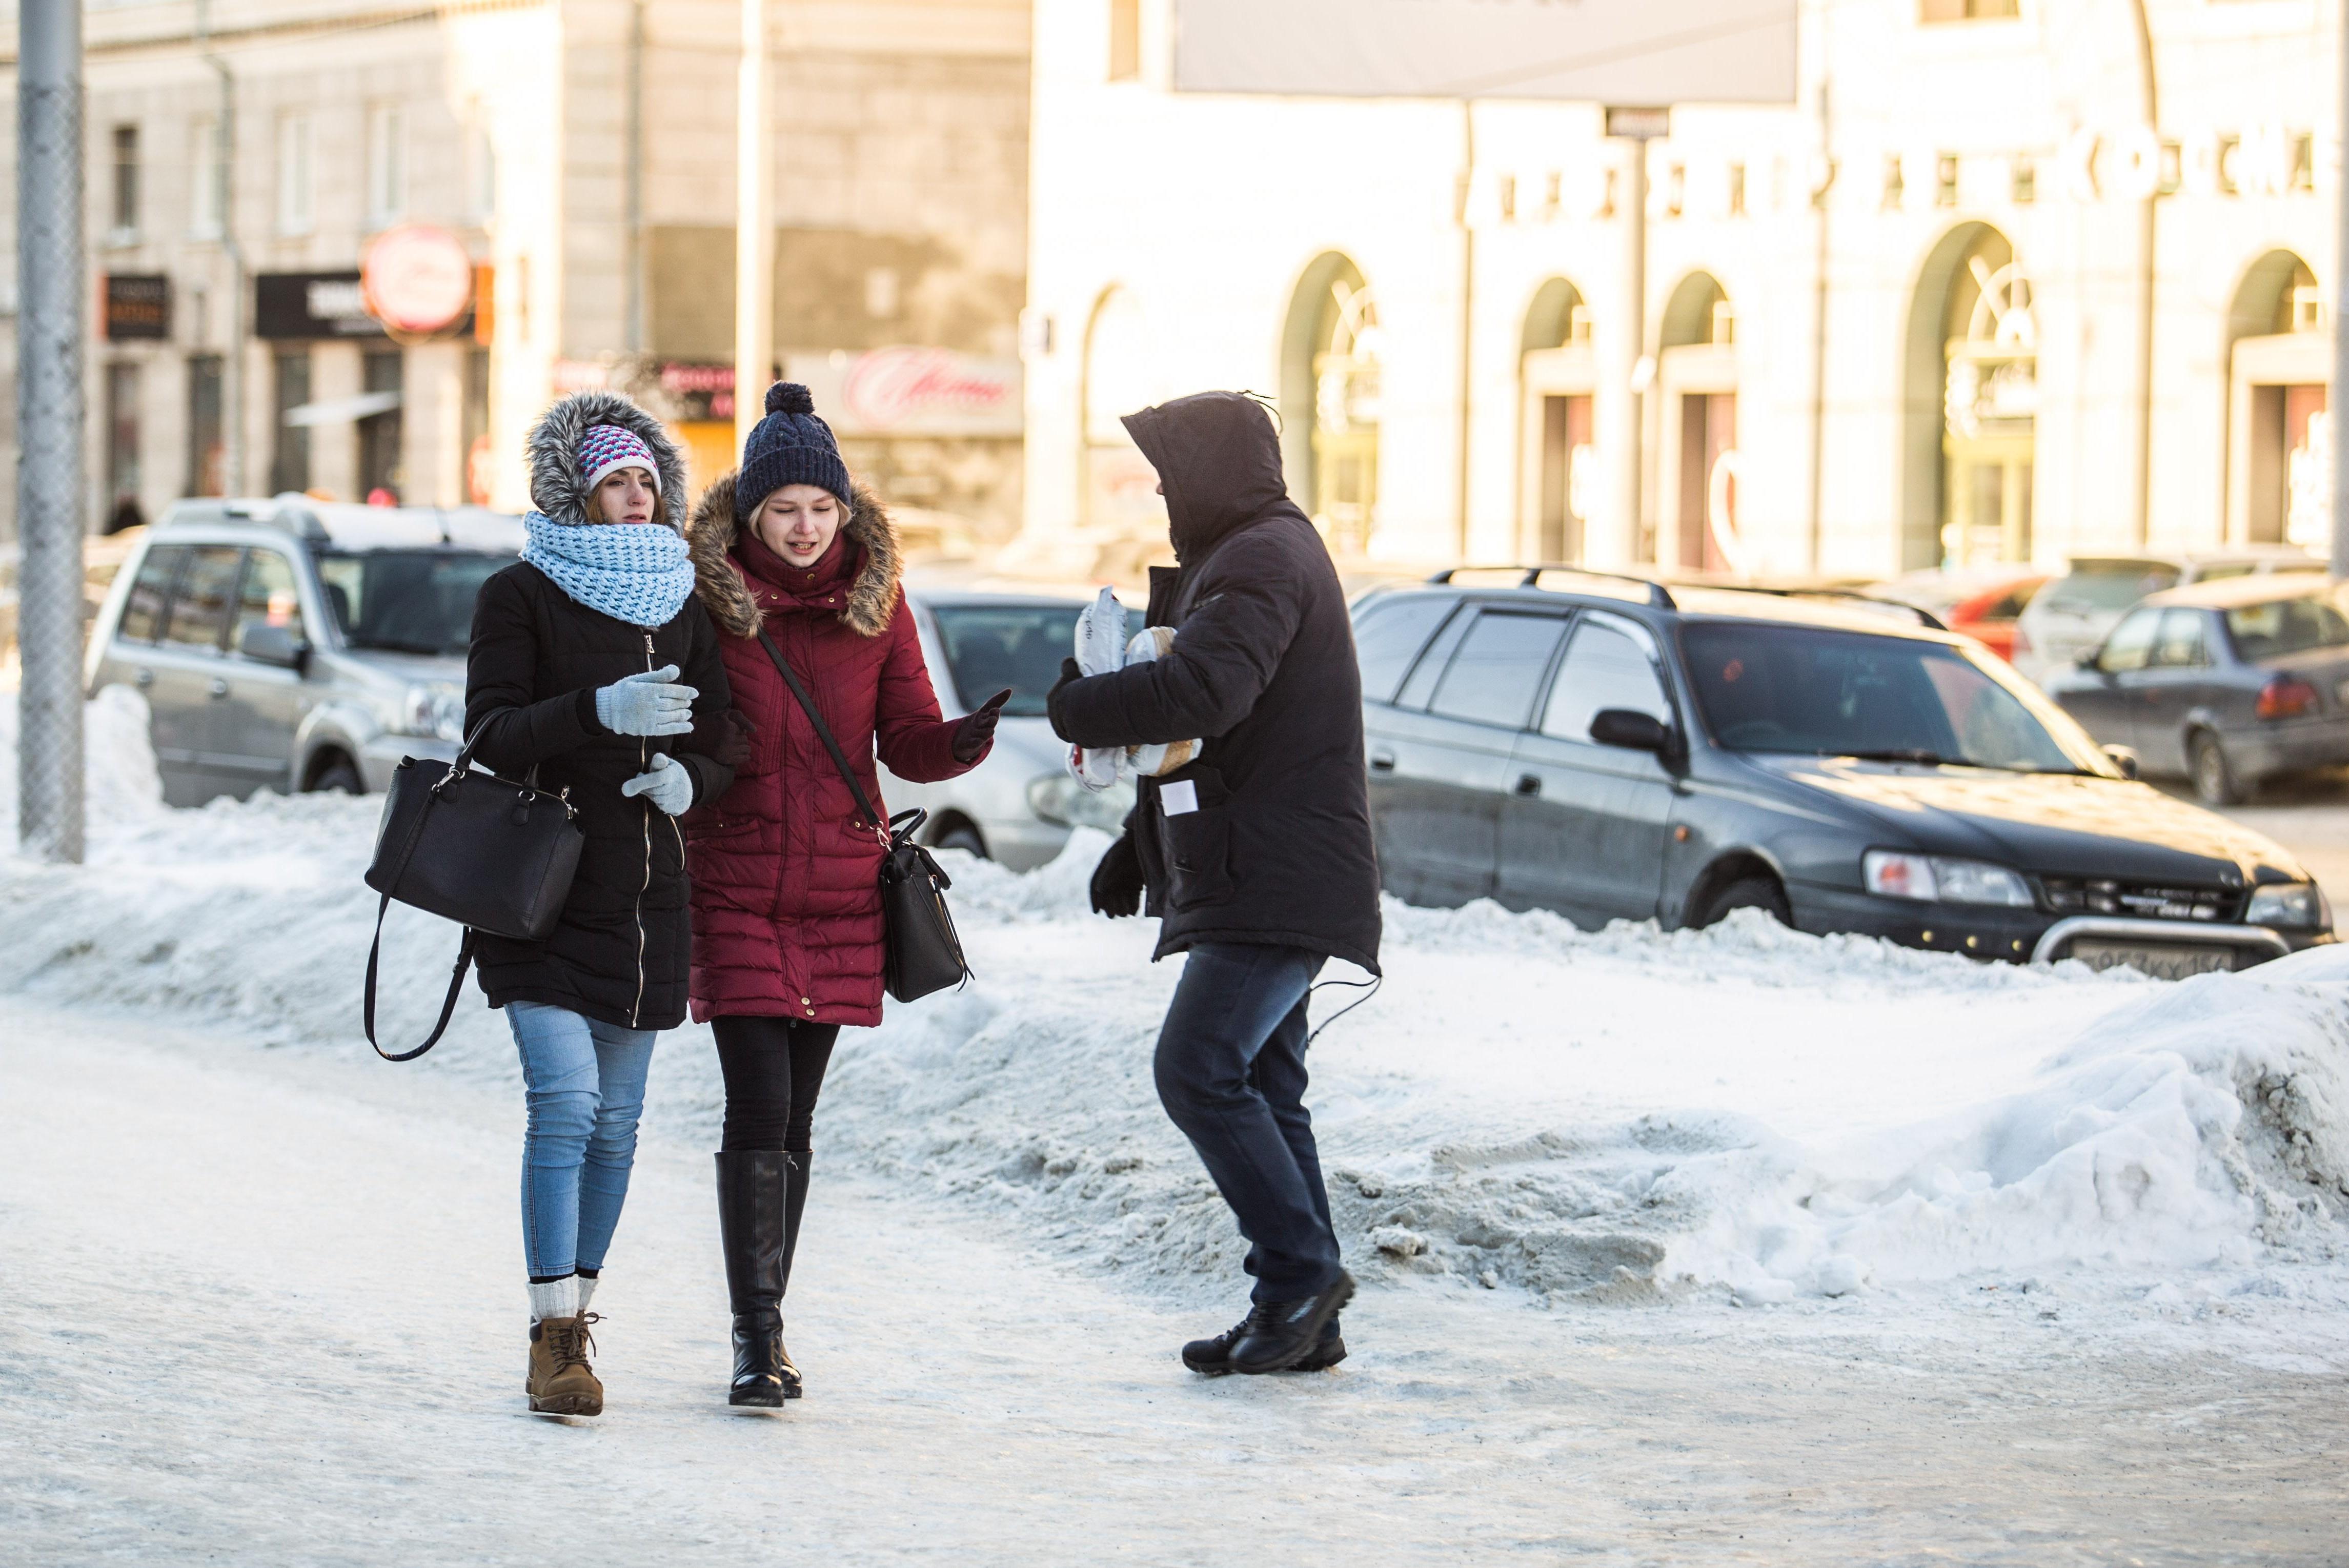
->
[[362, 750, 476, 1063], [757, 629, 892, 849]]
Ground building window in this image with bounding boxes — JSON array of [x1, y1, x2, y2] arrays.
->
[[1936, 153, 1959, 207], [187, 355, 225, 498], [1882, 154, 1905, 211], [2011, 155, 2036, 204], [1727, 162, 1746, 216], [190, 118, 225, 239], [1108, 0, 1140, 81], [271, 350, 312, 496], [110, 124, 140, 239], [1920, 0, 2019, 18], [359, 348, 404, 503], [367, 104, 407, 228], [276, 114, 314, 236], [106, 364, 143, 530]]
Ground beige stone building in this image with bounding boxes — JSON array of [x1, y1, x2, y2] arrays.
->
[[0, 0, 1030, 542]]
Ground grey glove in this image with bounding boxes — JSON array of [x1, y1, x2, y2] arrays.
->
[[595, 664, 697, 737], [619, 751, 694, 815]]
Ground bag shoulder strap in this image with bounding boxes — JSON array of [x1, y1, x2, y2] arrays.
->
[[364, 906, 473, 1062], [757, 628, 886, 839]]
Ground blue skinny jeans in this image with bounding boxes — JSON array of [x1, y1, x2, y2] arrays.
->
[[505, 1001, 657, 1280]]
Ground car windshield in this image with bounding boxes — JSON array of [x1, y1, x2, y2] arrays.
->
[[2046, 559, 2183, 612], [2226, 594, 2349, 660], [1683, 622, 2109, 775], [316, 549, 513, 656], [930, 604, 1099, 717]]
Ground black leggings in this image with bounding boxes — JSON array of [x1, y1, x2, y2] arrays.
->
[[711, 1016, 840, 1153]]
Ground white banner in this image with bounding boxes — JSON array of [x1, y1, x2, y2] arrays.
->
[[1171, 0, 1795, 105], [782, 347, 1024, 438]]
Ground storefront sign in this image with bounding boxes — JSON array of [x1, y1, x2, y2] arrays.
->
[[784, 348, 1023, 438], [1171, 0, 1796, 105], [255, 272, 386, 340], [102, 274, 170, 340], [362, 225, 475, 336]]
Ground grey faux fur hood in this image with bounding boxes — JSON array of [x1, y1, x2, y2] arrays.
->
[[688, 470, 904, 640], [527, 390, 691, 532]]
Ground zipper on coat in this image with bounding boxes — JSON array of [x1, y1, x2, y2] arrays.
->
[[632, 631, 655, 1027]]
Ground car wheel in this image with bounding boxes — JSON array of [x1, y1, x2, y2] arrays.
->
[[306, 756, 364, 795], [934, 822, 988, 859], [2190, 731, 2246, 806], [1695, 874, 1792, 929]]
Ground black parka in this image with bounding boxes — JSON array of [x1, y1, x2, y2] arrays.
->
[[1048, 392, 1382, 974], [463, 392, 734, 1029]]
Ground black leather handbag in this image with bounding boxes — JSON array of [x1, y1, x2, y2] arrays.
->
[[757, 630, 971, 1003], [361, 738, 584, 1061]]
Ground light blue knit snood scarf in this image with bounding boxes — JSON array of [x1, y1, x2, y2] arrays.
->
[[522, 513, 697, 628]]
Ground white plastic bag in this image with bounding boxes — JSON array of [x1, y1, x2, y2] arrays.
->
[[1066, 587, 1200, 788]]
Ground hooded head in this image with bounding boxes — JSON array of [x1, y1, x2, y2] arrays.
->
[[736, 381, 854, 522], [526, 390, 689, 531], [1120, 391, 1294, 563]]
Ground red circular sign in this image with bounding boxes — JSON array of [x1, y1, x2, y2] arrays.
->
[[362, 225, 475, 335]]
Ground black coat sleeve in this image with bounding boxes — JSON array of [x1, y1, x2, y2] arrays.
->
[[1050, 534, 1304, 750], [464, 569, 603, 777], [671, 601, 736, 807]]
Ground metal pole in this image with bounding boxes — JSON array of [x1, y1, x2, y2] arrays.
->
[[625, 0, 646, 355], [1600, 124, 1651, 569], [2126, 0, 2158, 549], [1454, 99, 1476, 561], [16, 0, 86, 863], [198, 0, 245, 497], [2333, 0, 2349, 578], [733, 0, 773, 453]]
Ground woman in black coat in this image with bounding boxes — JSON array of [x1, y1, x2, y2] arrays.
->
[[463, 390, 733, 1417]]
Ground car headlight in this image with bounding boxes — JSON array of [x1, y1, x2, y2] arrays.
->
[[2246, 882, 2328, 929], [388, 681, 467, 743], [1027, 772, 1136, 832], [1862, 850, 2034, 907]]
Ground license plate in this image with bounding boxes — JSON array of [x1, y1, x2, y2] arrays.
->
[[2066, 940, 2239, 980]]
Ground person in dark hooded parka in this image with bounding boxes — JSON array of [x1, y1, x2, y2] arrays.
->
[[1047, 390, 1381, 1377]]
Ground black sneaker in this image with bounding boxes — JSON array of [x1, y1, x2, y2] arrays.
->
[[1182, 1310, 1347, 1376], [1228, 1272, 1355, 1375]]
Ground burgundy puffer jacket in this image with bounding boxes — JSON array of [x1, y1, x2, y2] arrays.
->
[[683, 473, 982, 1026]]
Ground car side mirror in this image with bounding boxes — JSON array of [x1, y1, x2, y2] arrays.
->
[[2077, 648, 2105, 672], [2102, 744, 2140, 780], [239, 622, 310, 673], [1590, 708, 1669, 754]]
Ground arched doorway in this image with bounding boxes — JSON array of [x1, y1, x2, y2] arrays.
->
[[2223, 251, 2325, 545], [1081, 284, 1163, 534], [1281, 253, 1380, 553], [1657, 271, 1739, 573], [1518, 278, 1594, 562], [1903, 223, 2035, 568]]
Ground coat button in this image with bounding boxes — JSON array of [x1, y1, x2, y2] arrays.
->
[[800, 996, 811, 1005], [804, 1007, 816, 1017]]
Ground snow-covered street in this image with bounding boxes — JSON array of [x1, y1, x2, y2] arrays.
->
[[6, 694, 2349, 1562]]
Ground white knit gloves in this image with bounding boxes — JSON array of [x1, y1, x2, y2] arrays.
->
[[621, 752, 694, 815], [596, 664, 697, 736]]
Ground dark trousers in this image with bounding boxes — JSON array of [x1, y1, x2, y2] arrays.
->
[[711, 1016, 840, 1153], [1153, 942, 1338, 1303]]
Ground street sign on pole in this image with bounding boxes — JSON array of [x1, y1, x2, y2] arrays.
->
[[16, 0, 87, 863]]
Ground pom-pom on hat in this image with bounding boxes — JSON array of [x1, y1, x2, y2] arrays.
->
[[579, 423, 663, 500], [736, 381, 853, 522]]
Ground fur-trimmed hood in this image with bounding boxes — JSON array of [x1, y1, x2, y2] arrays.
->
[[688, 470, 902, 639], [528, 390, 691, 532]]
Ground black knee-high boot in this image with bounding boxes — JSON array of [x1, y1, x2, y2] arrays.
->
[[780, 1151, 811, 1294], [715, 1151, 798, 1405]]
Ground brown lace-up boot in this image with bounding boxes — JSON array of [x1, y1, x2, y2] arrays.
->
[[527, 1314, 604, 1416]]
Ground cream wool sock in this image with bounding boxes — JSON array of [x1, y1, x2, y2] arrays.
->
[[527, 1275, 579, 1323], [575, 1270, 600, 1315]]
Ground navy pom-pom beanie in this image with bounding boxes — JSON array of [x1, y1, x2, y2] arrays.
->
[[736, 381, 854, 521]]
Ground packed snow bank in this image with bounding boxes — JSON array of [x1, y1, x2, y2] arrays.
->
[[4, 688, 2346, 1307]]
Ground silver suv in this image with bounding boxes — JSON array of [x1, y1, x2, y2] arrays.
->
[[84, 496, 521, 806], [2011, 547, 2323, 687]]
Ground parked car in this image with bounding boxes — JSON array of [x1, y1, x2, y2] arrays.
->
[[880, 587, 1136, 870], [1354, 566, 2331, 978], [84, 496, 521, 806], [1865, 568, 2046, 662], [2042, 575, 2349, 805], [2010, 547, 2322, 686]]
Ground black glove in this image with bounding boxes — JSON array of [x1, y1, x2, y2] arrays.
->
[[708, 707, 757, 770], [1089, 830, 1145, 919], [1047, 657, 1083, 743], [953, 688, 1012, 764]]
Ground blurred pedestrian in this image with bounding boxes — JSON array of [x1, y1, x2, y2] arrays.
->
[[1047, 391, 1382, 1376], [683, 381, 1004, 1407], [464, 391, 736, 1417]]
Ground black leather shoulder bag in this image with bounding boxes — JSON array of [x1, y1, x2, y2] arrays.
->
[[756, 629, 971, 1003], [360, 735, 584, 1061]]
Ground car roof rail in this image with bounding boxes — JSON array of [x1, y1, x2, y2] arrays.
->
[[1428, 563, 1676, 609], [1710, 584, 1951, 632]]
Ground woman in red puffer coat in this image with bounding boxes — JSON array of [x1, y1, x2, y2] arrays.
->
[[683, 381, 1006, 1408]]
